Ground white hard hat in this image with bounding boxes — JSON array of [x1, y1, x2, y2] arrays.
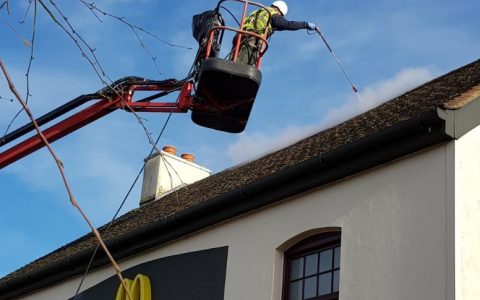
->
[[271, 1, 288, 16]]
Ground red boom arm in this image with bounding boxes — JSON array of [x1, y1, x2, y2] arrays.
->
[[0, 79, 193, 169]]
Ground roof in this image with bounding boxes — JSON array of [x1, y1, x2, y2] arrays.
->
[[2, 58, 480, 298]]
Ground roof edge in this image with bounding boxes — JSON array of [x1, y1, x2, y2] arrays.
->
[[0, 110, 452, 300], [438, 96, 480, 138]]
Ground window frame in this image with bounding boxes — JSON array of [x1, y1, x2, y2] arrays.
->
[[282, 231, 341, 300]]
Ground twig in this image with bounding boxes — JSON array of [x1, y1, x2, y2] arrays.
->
[[79, 0, 192, 50], [80, 1, 160, 76], [0, 94, 14, 102], [47, 0, 108, 78], [2, 0, 36, 141], [0, 59, 133, 300], [25, 0, 38, 103], [37, 0, 111, 86], [2, 109, 23, 139], [121, 101, 162, 153], [0, 14, 31, 47], [79, 0, 193, 76], [20, 0, 35, 24], [0, 0, 10, 14]]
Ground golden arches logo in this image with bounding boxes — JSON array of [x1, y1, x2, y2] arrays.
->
[[115, 274, 151, 300]]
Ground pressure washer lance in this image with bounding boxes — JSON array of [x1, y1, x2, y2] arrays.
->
[[315, 27, 362, 101]]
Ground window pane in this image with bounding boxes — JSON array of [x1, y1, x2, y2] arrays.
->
[[334, 247, 341, 269], [289, 280, 303, 300], [319, 249, 333, 272], [318, 273, 332, 296], [290, 258, 304, 280], [304, 276, 317, 299], [305, 254, 318, 276], [333, 270, 340, 292], [284, 233, 341, 300]]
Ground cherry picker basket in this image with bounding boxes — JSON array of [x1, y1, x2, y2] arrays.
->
[[190, 0, 271, 133]]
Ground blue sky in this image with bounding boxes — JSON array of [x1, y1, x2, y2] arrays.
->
[[0, 0, 479, 277]]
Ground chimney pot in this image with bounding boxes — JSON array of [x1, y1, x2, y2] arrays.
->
[[181, 153, 195, 163], [162, 145, 177, 156]]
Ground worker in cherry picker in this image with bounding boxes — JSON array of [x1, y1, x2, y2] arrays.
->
[[234, 1, 317, 65]]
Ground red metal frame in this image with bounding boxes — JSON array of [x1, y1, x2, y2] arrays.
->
[[207, 0, 272, 68], [205, 26, 269, 62], [0, 82, 192, 169]]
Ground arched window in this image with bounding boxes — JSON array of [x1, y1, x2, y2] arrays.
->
[[282, 231, 341, 300]]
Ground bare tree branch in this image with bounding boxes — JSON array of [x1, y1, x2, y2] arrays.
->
[[0, 14, 31, 47], [79, 0, 192, 50], [25, 0, 38, 104], [78, 0, 190, 76], [2, 109, 23, 139], [0, 0, 10, 14], [1, 2, 194, 299], [20, 0, 34, 24], [37, 0, 111, 85], [0, 59, 133, 300], [2, 0, 37, 140]]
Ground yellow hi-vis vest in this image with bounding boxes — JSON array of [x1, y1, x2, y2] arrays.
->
[[243, 7, 279, 36]]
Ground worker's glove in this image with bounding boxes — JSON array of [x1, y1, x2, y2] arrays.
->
[[307, 22, 317, 31]]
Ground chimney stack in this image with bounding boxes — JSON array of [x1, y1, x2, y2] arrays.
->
[[140, 146, 211, 205]]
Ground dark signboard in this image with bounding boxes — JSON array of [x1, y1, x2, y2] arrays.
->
[[72, 247, 228, 300]]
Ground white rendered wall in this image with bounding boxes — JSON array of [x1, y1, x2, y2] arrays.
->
[[455, 125, 480, 300], [21, 144, 453, 300]]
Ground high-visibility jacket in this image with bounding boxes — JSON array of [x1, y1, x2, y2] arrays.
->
[[242, 7, 279, 36]]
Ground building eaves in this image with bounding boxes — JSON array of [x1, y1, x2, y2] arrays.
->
[[442, 84, 480, 110], [1, 58, 480, 299]]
